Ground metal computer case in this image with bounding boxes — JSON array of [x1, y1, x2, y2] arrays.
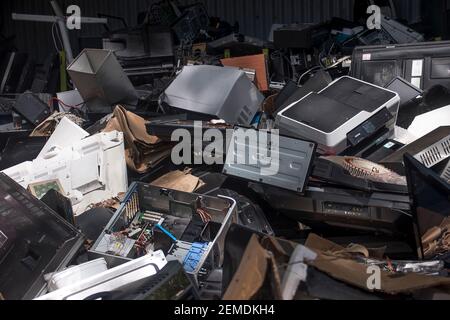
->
[[223, 127, 316, 193], [89, 183, 237, 286]]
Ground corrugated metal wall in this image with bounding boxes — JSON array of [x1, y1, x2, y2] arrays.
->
[[393, 0, 422, 24], [197, 0, 355, 39], [1, 0, 422, 63]]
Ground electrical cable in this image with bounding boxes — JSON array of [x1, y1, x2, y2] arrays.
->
[[51, 22, 61, 53], [297, 66, 322, 85], [48, 97, 85, 111], [54, 21, 64, 51]]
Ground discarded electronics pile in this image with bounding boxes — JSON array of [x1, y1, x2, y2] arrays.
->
[[1, 1, 450, 301]]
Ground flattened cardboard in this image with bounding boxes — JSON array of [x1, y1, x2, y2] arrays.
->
[[103, 106, 173, 173], [151, 170, 205, 193], [305, 234, 450, 295], [222, 235, 270, 300]]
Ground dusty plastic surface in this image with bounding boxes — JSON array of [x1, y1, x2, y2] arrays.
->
[[36, 251, 167, 300], [3, 130, 128, 215]]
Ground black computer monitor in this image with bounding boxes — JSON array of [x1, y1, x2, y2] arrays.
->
[[404, 153, 450, 260], [351, 41, 450, 90]]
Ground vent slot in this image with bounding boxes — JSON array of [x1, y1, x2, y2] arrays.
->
[[414, 136, 450, 168], [441, 161, 450, 183]]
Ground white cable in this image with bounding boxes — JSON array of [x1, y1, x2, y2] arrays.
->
[[297, 66, 322, 85], [51, 22, 60, 53], [54, 21, 64, 51]]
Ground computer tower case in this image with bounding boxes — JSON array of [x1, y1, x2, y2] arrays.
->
[[161, 65, 264, 126], [89, 183, 237, 286], [223, 127, 316, 193]]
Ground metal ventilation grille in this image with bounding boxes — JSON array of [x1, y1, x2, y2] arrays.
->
[[237, 105, 251, 125], [414, 135, 450, 168]]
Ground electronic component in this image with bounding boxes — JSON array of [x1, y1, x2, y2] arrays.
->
[[0, 136, 47, 171], [273, 70, 332, 115], [385, 77, 423, 107], [0, 173, 85, 300], [2, 130, 127, 215], [67, 49, 139, 113], [36, 251, 167, 300], [146, 119, 231, 142], [27, 179, 64, 199], [101, 260, 199, 300], [90, 183, 237, 285], [351, 41, 450, 90], [255, 183, 413, 240], [413, 134, 450, 168], [404, 154, 450, 260], [207, 34, 265, 57], [313, 156, 408, 193], [346, 138, 404, 163], [381, 127, 450, 164], [172, 4, 209, 44], [273, 23, 329, 49], [275, 76, 400, 154], [161, 65, 264, 126], [346, 107, 395, 147], [183, 242, 209, 273], [385, 77, 423, 129], [442, 160, 450, 183], [223, 127, 316, 193], [354, 16, 424, 46], [12, 92, 51, 126], [40, 189, 75, 225]]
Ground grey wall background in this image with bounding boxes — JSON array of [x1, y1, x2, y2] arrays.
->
[[1, 0, 422, 63]]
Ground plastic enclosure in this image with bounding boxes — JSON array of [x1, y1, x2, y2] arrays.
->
[[2, 130, 128, 215], [275, 76, 400, 154]]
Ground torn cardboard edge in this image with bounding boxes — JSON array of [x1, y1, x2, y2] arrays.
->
[[103, 105, 173, 173], [150, 169, 205, 193], [305, 233, 450, 295]]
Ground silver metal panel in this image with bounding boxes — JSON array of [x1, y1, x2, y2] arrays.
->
[[67, 49, 138, 107], [223, 127, 316, 192], [162, 65, 264, 125], [414, 134, 450, 168], [89, 182, 237, 285], [441, 160, 450, 183]]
